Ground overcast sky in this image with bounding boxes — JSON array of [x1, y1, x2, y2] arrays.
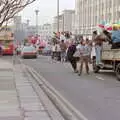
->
[[20, 0, 75, 25]]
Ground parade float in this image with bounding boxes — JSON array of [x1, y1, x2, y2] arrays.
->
[[93, 21, 120, 80]]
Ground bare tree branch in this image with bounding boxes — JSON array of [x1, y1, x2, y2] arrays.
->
[[0, 0, 36, 28]]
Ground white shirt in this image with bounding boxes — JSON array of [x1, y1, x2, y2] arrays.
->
[[76, 44, 81, 49], [60, 34, 66, 41], [52, 45, 56, 52], [91, 42, 96, 57], [55, 44, 61, 52]]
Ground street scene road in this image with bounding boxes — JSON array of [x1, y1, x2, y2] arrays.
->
[[1, 0, 120, 120], [20, 55, 120, 120]]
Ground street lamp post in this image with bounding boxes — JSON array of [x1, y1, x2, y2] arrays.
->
[[26, 19, 30, 37], [35, 10, 39, 35], [62, 14, 64, 32], [57, 0, 59, 33]]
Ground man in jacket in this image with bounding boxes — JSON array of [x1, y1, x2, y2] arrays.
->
[[67, 41, 78, 73]]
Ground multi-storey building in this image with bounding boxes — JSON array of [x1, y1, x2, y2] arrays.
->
[[39, 24, 52, 41], [26, 24, 53, 41], [75, 0, 120, 37], [53, 10, 75, 33], [27, 25, 36, 36], [14, 16, 28, 41]]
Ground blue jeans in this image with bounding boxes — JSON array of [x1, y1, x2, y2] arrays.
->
[[95, 45, 102, 65], [61, 51, 66, 61]]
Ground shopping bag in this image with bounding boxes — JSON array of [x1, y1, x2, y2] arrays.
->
[[73, 50, 80, 57]]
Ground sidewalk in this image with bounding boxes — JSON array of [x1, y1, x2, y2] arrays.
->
[[0, 59, 64, 120], [0, 60, 21, 120]]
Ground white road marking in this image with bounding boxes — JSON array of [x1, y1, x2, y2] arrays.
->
[[96, 76, 105, 81]]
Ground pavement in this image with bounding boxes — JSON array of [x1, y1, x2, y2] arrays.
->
[[0, 58, 65, 120], [22, 55, 120, 120]]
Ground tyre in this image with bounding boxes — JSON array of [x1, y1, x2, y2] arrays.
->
[[34, 55, 37, 59], [92, 58, 100, 73], [115, 63, 120, 81]]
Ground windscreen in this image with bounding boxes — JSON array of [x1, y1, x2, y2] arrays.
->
[[22, 47, 36, 52]]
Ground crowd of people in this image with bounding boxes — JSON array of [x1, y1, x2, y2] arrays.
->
[[50, 28, 116, 76], [51, 35, 94, 76]]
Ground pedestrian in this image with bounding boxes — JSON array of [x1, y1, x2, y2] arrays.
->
[[0, 44, 3, 56], [60, 32, 66, 41], [55, 41, 61, 61], [91, 42, 96, 62], [60, 40, 67, 62], [67, 40, 78, 73], [94, 34, 104, 65], [78, 40, 90, 76], [86, 38, 92, 64], [51, 43, 56, 60]]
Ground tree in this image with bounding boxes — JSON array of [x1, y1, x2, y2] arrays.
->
[[0, 0, 36, 28]]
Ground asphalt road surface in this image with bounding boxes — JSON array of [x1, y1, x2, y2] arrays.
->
[[3, 56, 120, 120]]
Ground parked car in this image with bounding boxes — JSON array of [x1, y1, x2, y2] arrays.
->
[[21, 46, 37, 59]]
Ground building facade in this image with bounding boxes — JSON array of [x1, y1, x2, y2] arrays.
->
[[75, 0, 120, 36], [14, 16, 28, 42], [53, 10, 75, 33], [39, 24, 52, 41], [27, 25, 36, 36]]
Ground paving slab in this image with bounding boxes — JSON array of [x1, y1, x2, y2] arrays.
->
[[0, 61, 13, 69], [0, 71, 13, 77], [20, 98, 40, 104], [0, 116, 23, 120], [25, 111, 51, 120], [21, 103, 45, 111], [25, 111, 48, 117], [24, 117, 50, 120], [0, 60, 22, 120], [0, 80, 15, 90]]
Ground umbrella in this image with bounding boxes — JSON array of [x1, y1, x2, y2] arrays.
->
[[98, 24, 105, 28], [105, 23, 112, 31]]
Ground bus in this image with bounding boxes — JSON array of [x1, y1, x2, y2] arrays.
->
[[0, 26, 14, 55]]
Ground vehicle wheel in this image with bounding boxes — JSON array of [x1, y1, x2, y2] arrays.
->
[[115, 63, 120, 81], [92, 58, 100, 73], [34, 56, 37, 59]]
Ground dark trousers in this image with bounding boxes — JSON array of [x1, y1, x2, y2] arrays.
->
[[69, 57, 77, 70], [57, 52, 61, 61], [51, 52, 56, 59]]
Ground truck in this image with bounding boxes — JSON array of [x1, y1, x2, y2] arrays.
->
[[93, 42, 120, 80]]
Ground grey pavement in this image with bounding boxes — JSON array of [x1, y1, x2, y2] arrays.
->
[[0, 59, 22, 120], [22, 55, 120, 120], [0, 58, 64, 120]]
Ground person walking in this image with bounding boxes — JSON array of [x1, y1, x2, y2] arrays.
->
[[60, 40, 67, 62], [51, 43, 56, 60], [55, 41, 61, 61], [67, 41, 78, 73], [86, 38, 92, 63], [0, 43, 3, 56], [78, 40, 90, 76]]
